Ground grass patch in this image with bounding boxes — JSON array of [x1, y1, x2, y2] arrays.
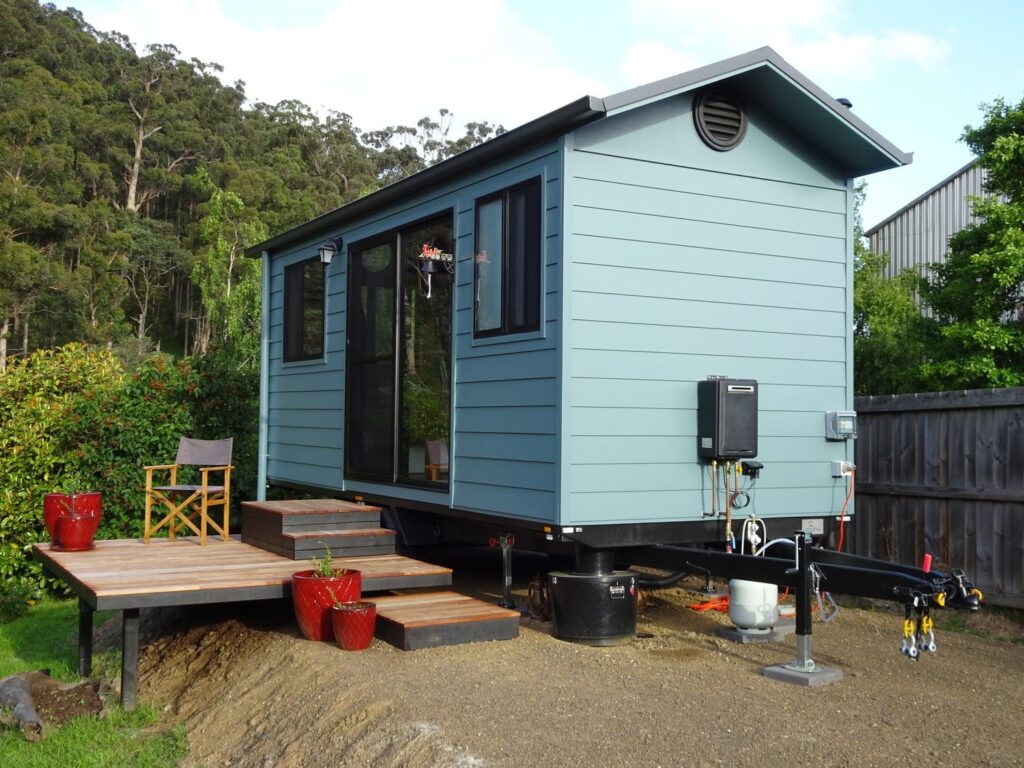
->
[[0, 600, 187, 767], [0, 707, 186, 768]]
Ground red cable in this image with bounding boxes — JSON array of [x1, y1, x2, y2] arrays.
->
[[837, 468, 856, 552]]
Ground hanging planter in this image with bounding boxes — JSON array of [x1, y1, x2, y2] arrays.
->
[[418, 244, 454, 298]]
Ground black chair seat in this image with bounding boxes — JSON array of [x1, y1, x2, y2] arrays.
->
[[154, 484, 225, 494]]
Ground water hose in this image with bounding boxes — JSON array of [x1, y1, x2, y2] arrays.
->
[[635, 570, 691, 589]]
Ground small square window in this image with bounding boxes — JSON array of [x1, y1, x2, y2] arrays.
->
[[474, 178, 541, 337], [283, 257, 325, 362]]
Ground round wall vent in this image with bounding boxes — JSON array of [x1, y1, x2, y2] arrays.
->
[[693, 89, 747, 151]]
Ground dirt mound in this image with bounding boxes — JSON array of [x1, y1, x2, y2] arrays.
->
[[121, 564, 1024, 768], [133, 603, 481, 767]]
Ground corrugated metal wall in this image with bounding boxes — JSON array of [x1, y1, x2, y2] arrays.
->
[[866, 160, 985, 280]]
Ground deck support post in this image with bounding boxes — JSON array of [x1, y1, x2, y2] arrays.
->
[[121, 608, 141, 711], [77, 598, 93, 677]]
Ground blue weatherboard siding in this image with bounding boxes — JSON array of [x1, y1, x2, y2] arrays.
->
[[561, 91, 855, 526], [264, 141, 563, 524], [265, 243, 346, 491]]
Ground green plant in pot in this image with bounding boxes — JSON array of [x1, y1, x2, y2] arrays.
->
[[292, 546, 361, 641], [331, 597, 377, 651]]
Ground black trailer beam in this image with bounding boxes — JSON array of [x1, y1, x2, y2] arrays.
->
[[627, 542, 938, 605]]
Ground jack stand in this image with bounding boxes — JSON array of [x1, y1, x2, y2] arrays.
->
[[763, 531, 843, 687], [699, 573, 727, 597], [494, 533, 516, 610]]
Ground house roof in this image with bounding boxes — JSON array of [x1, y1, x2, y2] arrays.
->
[[246, 46, 911, 258]]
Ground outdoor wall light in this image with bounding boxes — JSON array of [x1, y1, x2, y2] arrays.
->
[[317, 238, 342, 265]]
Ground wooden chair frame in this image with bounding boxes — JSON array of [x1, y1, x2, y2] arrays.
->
[[143, 439, 233, 545]]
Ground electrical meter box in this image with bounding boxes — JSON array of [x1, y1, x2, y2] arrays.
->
[[697, 378, 758, 460], [825, 410, 858, 440]]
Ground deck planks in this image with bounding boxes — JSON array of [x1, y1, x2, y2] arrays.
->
[[372, 592, 521, 650], [32, 536, 451, 610]]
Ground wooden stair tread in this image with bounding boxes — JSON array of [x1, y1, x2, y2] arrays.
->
[[281, 528, 395, 541], [241, 499, 381, 516], [374, 592, 521, 628]]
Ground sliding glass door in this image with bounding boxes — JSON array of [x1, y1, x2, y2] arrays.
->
[[345, 238, 396, 480], [346, 213, 453, 487]]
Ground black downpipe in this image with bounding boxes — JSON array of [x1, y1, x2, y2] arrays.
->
[[635, 570, 691, 589], [575, 545, 615, 575]]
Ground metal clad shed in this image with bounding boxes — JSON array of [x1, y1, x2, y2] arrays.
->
[[866, 160, 985, 279]]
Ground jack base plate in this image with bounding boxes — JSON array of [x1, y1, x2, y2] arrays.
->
[[762, 663, 843, 687]]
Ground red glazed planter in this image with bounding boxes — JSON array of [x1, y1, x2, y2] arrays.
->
[[44, 492, 102, 547], [72, 491, 102, 520], [56, 514, 99, 551], [291, 569, 361, 641], [44, 493, 72, 544], [332, 601, 377, 651]]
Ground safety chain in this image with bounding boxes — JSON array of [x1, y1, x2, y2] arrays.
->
[[900, 594, 937, 659]]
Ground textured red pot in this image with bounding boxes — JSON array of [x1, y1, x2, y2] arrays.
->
[[72, 491, 102, 520], [332, 601, 377, 651], [56, 514, 99, 551], [292, 569, 361, 641], [44, 493, 72, 544]]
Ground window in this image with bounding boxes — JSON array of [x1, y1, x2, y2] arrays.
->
[[474, 178, 541, 336], [283, 257, 325, 362]]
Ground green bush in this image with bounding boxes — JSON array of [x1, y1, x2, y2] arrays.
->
[[0, 343, 258, 594]]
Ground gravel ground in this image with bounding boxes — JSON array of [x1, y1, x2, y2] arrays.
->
[[117, 548, 1024, 768]]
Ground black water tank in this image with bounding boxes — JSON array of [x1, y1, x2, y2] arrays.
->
[[549, 570, 638, 646]]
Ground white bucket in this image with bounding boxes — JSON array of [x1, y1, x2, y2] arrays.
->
[[728, 579, 778, 630]]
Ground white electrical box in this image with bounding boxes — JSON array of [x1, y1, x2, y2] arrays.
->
[[825, 410, 857, 440]]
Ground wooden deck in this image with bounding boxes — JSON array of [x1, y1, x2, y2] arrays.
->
[[33, 535, 452, 611], [31, 535, 454, 711]]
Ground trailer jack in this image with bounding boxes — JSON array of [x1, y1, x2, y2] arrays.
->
[[626, 533, 984, 685]]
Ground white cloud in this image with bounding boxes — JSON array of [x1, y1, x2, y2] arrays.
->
[[790, 31, 950, 77], [624, 0, 949, 82], [70, 0, 608, 132], [621, 40, 703, 86]]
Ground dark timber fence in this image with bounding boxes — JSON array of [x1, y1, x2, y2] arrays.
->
[[853, 388, 1024, 608]]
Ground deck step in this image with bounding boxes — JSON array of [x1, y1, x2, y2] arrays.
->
[[244, 528, 396, 559], [240, 499, 390, 560], [372, 592, 520, 650], [241, 499, 381, 529]]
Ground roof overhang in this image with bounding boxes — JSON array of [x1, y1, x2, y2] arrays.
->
[[247, 47, 910, 258]]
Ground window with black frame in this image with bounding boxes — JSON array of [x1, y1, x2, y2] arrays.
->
[[283, 257, 325, 362], [474, 178, 541, 337]]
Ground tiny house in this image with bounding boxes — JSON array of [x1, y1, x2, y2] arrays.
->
[[246, 47, 910, 554]]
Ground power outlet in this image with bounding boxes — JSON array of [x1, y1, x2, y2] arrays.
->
[[831, 461, 855, 478]]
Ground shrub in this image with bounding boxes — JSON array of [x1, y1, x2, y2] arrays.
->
[[0, 343, 264, 593]]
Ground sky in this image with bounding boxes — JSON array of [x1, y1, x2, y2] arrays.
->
[[60, 0, 1024, 230]]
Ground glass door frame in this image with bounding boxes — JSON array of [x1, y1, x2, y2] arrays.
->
[[344, 209, 455, 489]]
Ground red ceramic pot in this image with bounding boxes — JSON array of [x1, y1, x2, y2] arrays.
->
[[291, 569, 361, 641], [331, 601, 377, 651], [56, 514, 99, 551], [72, 492, 102, 520], [44, 493, 73, 544]]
